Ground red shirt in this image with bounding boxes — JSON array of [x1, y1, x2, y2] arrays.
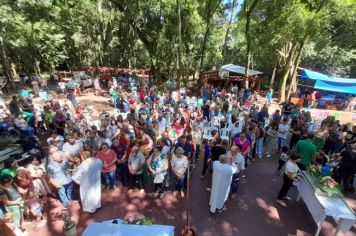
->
[[96, 149, 117, 173], [139, 90, 145, 101], [119, 136, 128, 146], [102, 74, 111, 81]]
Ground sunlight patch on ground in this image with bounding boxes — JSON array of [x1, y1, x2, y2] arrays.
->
[[221, 221, 238, 236], [237, 198, 249, 211], [256, 197, 282, 225], [125, 203, 137, 212]]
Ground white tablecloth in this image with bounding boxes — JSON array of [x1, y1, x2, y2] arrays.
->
[[295, 178, 355, 236], [83, 221, 174, 236]]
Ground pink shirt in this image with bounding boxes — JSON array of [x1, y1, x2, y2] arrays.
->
[[96, 149, 117, 173], [234, 138, 251, 156]]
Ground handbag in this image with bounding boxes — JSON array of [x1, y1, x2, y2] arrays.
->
[[153, 172, 165, 184]]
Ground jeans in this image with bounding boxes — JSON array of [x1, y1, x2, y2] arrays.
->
[[103, 170, 116, 188], [230, 173, 240, 194], [278, 160, 286, 171], [201, 157, 210, 176], [130, 174, 144, 190], [195, 144, 200, 161], [57, 182, 73, 208], [289, 137, 299, 150], [278, 137, 287, 151], [255, 138, 263, 159], [113, 97, 119, 109], [277, 174, 293, 200], [174, 174, 186, 192]]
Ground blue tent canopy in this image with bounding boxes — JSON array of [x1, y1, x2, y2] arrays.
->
[[314, 80, 356, 95], [299, 69, 356, 95], [300, 69, 356, 84]]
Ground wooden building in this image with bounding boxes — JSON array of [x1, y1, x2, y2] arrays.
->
[[202, 64, 263, 92]]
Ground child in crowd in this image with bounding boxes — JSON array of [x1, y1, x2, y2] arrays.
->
[[277, 146, 289, 175], [25, 191, 46, 225]]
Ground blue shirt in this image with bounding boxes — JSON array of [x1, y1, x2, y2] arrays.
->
[[47, 152, 72, 185], [175, 141, 192, 157]]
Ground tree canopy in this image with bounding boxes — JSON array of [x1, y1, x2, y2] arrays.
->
[[0, 0, 355, 97]]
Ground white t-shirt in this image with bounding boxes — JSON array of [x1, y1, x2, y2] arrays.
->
[[227, 151, 245, 173], [278, 124, 290, 139], [230, 124, 242, 137], [284, 160, 299, 178], [62, 141, 82, 157], [128, 152, 145, 174], [171, 155, 188, 175], [47, 135, 64, 146]]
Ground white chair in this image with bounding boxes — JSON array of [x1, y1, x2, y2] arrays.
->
[[202, 127, 213, 140], [220, 128, 230, 146], [225, 121, 232, 130], [210, 126, 219, 134], [212, 116, 220, 127]]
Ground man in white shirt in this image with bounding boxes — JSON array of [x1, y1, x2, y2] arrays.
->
[[230, 121, 242, 138], [227, 145, 245, 199], [277, 118, 290, 152]]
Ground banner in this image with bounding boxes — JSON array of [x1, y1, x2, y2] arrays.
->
[[307, 108, 356, 125]]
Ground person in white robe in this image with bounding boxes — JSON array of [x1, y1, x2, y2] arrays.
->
[[209, 154, 237, 213], [72, 151, 102, 213]]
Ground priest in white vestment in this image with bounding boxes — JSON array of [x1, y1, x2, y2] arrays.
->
[[72, 151, 103, 213], [209, 154, 237, 213]]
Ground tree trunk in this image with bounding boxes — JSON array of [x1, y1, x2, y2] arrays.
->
[[221, 0, 238, 65], [0, 35, 14, 87], [243, 0, 259, 88], [198, 0, 221, 87], [199, 25, 210, 76], [270, 65, 277, 88], [279, 43, 296, 102], [11, 63, 18, 80], [176, 0, 185, 88], [287, 39, 305, 99]]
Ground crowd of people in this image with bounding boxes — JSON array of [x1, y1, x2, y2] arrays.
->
[[0, 75, 355, 235]]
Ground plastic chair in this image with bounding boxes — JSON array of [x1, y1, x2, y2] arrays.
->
[[210, 126, 219, 134], [220, 128, 230, 146], [202, 127, 213, 140]]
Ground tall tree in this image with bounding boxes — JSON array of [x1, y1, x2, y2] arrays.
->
[[197, 0, 221, 84], [176, 0, 185, 87], [221, 0, 238, 65], [243, 0, 259, 88]]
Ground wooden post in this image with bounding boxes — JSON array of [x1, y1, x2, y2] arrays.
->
[[256, 77, 261, 93]]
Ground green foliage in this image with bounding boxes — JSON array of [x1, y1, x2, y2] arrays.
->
[[0, 0, 354, 85]]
